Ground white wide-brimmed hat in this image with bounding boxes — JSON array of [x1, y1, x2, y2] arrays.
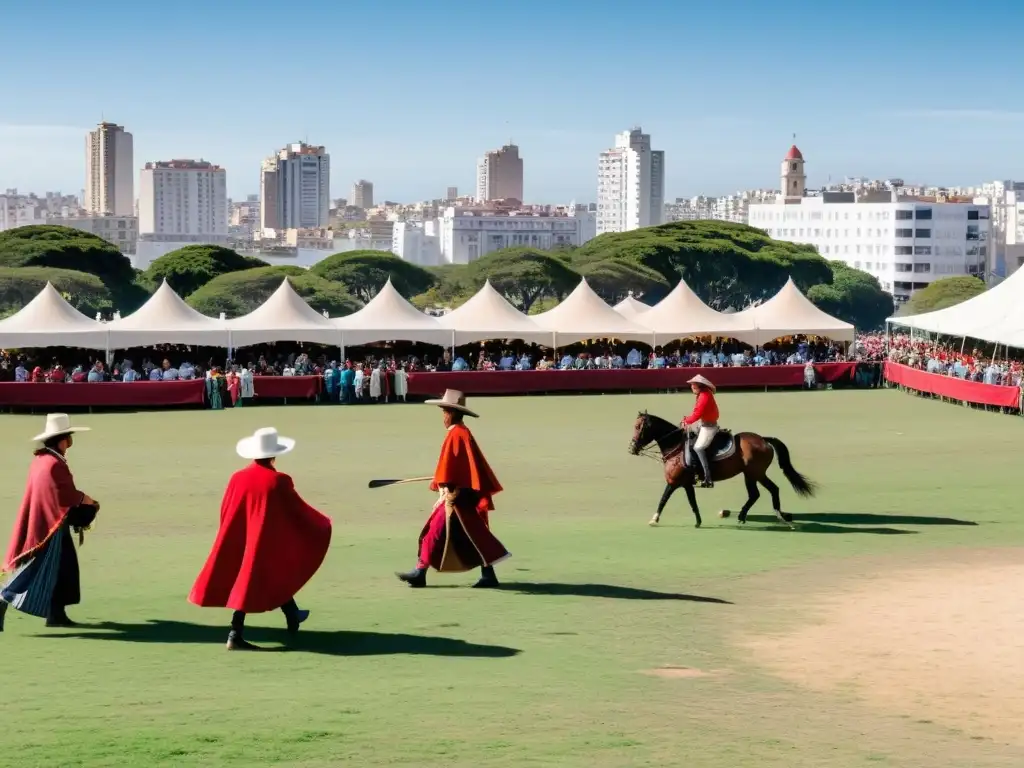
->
[[236, 427, 295, 460], [687, 374, 717, 393], [31, 413, 91, 443], [424, 389, 479, 418]]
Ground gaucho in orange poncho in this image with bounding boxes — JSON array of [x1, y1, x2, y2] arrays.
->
[[396, 389, 509, 589]]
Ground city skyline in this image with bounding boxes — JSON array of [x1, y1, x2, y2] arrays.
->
[[3, 0, 1024, 201]]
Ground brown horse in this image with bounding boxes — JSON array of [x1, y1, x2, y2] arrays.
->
[[628, 411, 817, 528]]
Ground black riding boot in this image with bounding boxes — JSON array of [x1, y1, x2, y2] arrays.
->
[[396, 567, 427, 588], [473, 565, 499, 588], [0, 601, 7, 632], [226, 610, 260, 651], [696, 449, 714, 488]]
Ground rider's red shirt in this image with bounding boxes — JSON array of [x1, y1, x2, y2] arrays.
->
[[683, 390, 719, 426]]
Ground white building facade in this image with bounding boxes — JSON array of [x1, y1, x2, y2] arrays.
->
[[439, 208, 583, 264], [260, 143, 330, 233], [138, 160, 228, 243], [392, 221, 442, 266], [596, 127, 664, 235], [748, 191, 990, 302], [969, 180, 1024, 277], [85, 122, 134, 216]]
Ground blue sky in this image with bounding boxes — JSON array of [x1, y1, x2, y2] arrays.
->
[[3, 0, 1024, 203]]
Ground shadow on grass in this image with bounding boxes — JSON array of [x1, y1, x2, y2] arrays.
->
[[495, 582, 731, 604], [786, 512, 978, 527], [740, 521, 916, 535], [35, 620, 520, 657]]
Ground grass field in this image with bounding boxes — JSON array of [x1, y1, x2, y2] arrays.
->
[[0, 389, 1021, 767]]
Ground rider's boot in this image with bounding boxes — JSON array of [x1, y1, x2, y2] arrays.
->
[[696, 448, 714, 488]]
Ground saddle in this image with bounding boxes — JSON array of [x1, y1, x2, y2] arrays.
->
[[683, 428, 736, 475]]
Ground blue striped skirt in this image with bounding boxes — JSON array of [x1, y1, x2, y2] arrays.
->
[[0, 528, 64, 619]]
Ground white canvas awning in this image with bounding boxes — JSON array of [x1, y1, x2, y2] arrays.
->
[[436, 280, 551, 344], [612, 295, 651, 322], [732, 278, 855, 344], [227, 278, 339, 346], [641, 280, 756, 344], [886, 274, 1022, 347], [106, 280, 229, 348], [532, 278, 654, 345], [334, 278, 448, 346], [0, 282, 109, 349]]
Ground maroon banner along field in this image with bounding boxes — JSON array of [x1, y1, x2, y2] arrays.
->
[[251, 375, 322, 399], [406, 363, 857, 397], [0, 380, 207, 408], [884, 362, 1021, 409]]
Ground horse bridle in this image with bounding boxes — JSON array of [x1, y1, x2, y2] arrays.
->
[[629, 413, 687, 462]]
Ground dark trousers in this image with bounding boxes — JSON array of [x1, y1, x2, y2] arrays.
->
[[230, 598, 298, 635]]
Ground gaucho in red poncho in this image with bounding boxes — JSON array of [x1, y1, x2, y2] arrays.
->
[[396, 389, 510, 589], [1, 413, 99, 631], [189, 427, 332, 651]]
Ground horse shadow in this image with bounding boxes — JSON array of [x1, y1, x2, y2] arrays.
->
[[33, 620, 521, 658], [742, 511, 977, 535]]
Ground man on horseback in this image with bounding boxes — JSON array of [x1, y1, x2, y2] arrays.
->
[[682, 374, 719, 488]]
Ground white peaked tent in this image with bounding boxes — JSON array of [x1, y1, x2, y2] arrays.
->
[[641, 280, 757, 345], [227, 278, 339, 346], [612, 294, 651, 322], [0, 282, 109, 349], [334, 277, 448, 346], [887, 272, 1024, 347], [437, 280, 551, 345], [732, 278, 855, 344], [532, 278, 654, 345], [106, 280, 229, 348]]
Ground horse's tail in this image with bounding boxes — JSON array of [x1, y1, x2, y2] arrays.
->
[[763, 437, 817, 497]]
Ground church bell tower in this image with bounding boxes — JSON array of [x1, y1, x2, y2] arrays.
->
[[781, 143, 806, 198]]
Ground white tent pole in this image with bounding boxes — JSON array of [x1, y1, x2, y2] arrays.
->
[[552, 332, 557, 366], [451, 330, 456, 361], [340, 331, 345, 362], [960, 336, 967, 355]]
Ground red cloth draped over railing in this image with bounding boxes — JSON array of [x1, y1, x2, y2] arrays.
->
[[251, 375, 322, 399], [407, 363, 857, 396], [0, 380, 206, 408], [884, 362, 1021, 409]]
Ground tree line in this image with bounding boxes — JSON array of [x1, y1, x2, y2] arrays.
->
[[0, 220, 976, 332]]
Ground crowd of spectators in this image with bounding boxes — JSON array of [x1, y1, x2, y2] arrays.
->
[[855, 332, 1022, 387]]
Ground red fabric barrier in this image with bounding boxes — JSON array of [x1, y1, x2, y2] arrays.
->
[[407, 363, 857, 396], [884, 362, 1021, 409], [251, 375, 322, 399], [0, 380, 206, 408]]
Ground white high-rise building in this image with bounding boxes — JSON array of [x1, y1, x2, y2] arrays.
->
[[475, 144, 524, 202], [259, 143, 330, 233], [85, 122, 134, 216], [138, 160, 228, 242], [596, 127, 664, 235]]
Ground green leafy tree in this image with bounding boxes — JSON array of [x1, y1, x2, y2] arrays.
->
[[142, 245, 265, 296], [186, 266, 361, 318], [0, 266, 113, 317], [467, 247, 580, 312], [806, 261, 894, 329], [0, 224, 141, 312], [570, 220, 831, 310], [576, 259, 670, 304], [309, 250, 436, 302], [900, 275, 986, 316]]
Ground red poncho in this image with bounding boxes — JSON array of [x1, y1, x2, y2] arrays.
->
[[189, 462, 332, 613], [429, 424, 502, 513], [4, 451, 84, 571]]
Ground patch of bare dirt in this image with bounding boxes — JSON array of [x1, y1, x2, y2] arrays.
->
[[739, 549, 1024, 746], [642, 666, 715, 679]]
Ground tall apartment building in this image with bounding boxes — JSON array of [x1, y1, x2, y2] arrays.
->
[[969, 180, 1024, 277], [596, 127, 665, 235], [85, 122, 134, 216], [138, 160, 228, 243], [475, 144, 524, 202], [351, 179, 374, 209], [259, 142, 330, 233]]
